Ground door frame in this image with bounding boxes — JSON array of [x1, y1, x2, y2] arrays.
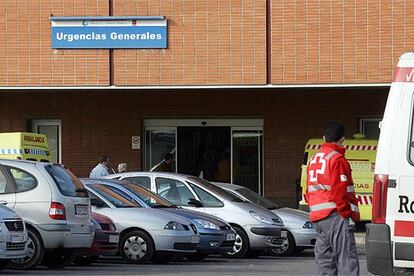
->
[[31, 119, 62, 163], [144, 119, 264, 193]]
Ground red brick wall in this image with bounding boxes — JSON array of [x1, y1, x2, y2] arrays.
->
[[0, 88, 388, 205], [0, 0, 109, 86], [112, 0, 267, 85], [271, 0, 414, 84]]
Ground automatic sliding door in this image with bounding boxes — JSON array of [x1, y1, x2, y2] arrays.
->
[[232, 130, 263, 194], [145, 128, 176, 172]]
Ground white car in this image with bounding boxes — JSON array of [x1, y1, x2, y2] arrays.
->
[[213, 182, 316, 256]]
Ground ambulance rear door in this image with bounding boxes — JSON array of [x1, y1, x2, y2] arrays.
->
[[385, 64, 414, 268]]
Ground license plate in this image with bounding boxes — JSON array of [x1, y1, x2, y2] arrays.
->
[[109, 235, 119, 243], [75, 205, 88, 215], [191, 235, 200, 244], [11, 234, 25, 243], [281, 231, 288, 238], [226, 233, 236, 241]]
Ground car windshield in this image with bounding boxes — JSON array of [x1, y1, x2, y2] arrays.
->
[[235, 187, 279, 209], [91, 184, 140, 208], [45, 165, 88, 197], [188, 177, 244, 202], [122, 183, 176, 208]]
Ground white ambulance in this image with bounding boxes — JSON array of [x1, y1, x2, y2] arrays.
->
[[366, 52, 414, 274]]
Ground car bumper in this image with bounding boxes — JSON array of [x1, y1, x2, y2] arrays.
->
[[246, 225, 286, 250], [78, 230, 119, 256], [0, 241, 27, 259], [290, 228, 317, 247], [196, 230, 236, 254], [155, 230, 199, 253], [37, 223, 94, 249]]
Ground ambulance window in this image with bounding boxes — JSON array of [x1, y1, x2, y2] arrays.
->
[[7, 167, 37, 192]]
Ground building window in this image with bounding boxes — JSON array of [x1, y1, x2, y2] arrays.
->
[[31, 119, 62, 163], [359, 118, 381, 139]]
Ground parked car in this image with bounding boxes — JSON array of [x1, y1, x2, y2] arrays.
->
[[74, 212, 119, 265], [82, 178, 236, 261], [213, 182, 317, 256], [83, 181, 200, 264], [0, 204, 27, 270], [0, 159, 94, 269], [103, 172, 287, 258]]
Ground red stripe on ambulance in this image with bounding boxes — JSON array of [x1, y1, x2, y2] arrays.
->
[[357, 195, 372, 205], [394, 220, 414, 237]]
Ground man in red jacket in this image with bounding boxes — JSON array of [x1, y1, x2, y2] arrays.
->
[[306, 121, 360, 276]]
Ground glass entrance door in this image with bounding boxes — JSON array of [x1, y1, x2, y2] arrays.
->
[[232, 129, 263, 194], [144, 128, 176, 172]]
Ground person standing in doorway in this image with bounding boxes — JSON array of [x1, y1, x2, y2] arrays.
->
[[151, 153, 174, 172], [90, 156, 111, 178], [306, 121, 360, 276], [216, 150, 230, 183]]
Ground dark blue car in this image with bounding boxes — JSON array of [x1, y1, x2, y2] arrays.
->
[[83, 178, 236, 261]]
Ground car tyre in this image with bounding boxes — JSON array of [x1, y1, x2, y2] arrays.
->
[[10, 228, 44, 270], [269, 231, 295, 257], [120, 230, 155, 264], [42, 249, 77, 269], [186, 253, 209, 261], [73, 255, 99, 266], [222, 226, 249, 258]]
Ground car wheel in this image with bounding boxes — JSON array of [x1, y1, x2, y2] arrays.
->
[[10, 228, 44, 270], [270, 231, 295, 257], [120, 230, 155, 264], [42, 249, 77, 269], [222, 226, 249, 258], [73, 255, 99, 266], [186, 253, 209, 261], [0, 260, 10, 270]]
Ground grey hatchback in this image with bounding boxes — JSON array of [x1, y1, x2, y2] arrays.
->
[[0, 159, 94, 269]]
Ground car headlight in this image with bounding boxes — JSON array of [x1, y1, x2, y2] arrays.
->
[[164, 221, 186, 231], [193, 219, 220, 230], [303, 221, 313, 229], [249, 211, 272, 224]]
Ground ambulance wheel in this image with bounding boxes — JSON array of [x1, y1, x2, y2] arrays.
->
[[222, 226, 249, 258], [270, 231, 295, 257]]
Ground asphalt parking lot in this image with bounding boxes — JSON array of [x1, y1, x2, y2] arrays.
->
[[3, 248, 370, 276]]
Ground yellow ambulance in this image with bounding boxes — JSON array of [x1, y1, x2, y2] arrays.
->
[[0, 132, 52, 162], [299, 134, 377, 221]]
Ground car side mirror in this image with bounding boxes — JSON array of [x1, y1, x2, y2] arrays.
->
[[90, 197, 106, 208], [188, 198, 203, 208]]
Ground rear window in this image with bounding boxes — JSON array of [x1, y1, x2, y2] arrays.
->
[[45, 165, 88, 197]]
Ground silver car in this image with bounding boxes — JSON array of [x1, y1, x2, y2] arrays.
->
[[103, 172, 287, 258], [0, 159, 94, 269], [82, 178, 236, 261], [0, 204, 27, 270], [214, 182, 317, 256], [84, 181, 200, 264]]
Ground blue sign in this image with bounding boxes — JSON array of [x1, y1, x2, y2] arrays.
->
[[50, 16, 167, 49]]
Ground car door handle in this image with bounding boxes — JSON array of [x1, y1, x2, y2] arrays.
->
[[0, 201, 8, 205]]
